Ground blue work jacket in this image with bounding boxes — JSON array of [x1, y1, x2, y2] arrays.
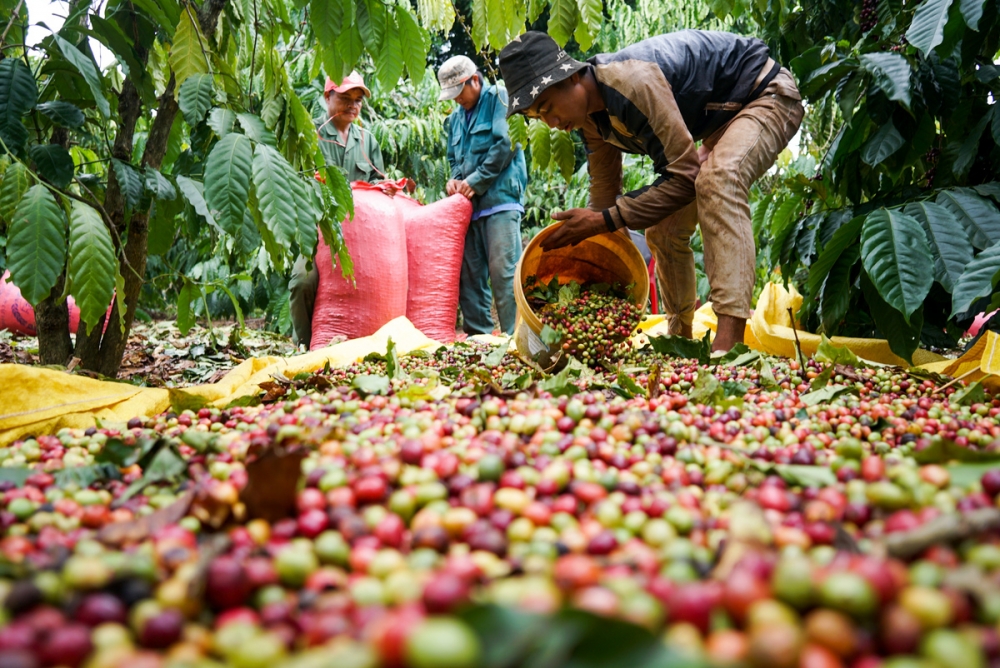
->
[[445, 82, 527, 217]]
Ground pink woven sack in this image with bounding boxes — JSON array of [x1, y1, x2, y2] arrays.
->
[[0, 270, 83, 336], [310, 185, 409, 349], [397, 194, 473, 342]]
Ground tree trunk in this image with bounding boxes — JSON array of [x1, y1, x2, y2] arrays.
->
[[78, 0, 229, 377], [74, 78, 142, 372], [36, 128, 73, 366], [36, 276, 73, 365]]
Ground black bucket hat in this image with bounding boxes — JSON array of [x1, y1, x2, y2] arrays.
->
[[498, 31, 588, 118]]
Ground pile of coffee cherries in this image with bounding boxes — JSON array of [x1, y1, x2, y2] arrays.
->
[[1, 340, 1000, 668], [526, 278, 644, 364]]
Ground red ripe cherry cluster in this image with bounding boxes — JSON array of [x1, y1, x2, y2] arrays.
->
[[1, 342, 1000, 668]]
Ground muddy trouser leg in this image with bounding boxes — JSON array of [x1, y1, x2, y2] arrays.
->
[[644, 201, 700, 335], [483, 209, 523, 335], [289, 255, 319, 347], [697, 71, 805, 321], [458, 219, 495, 335]]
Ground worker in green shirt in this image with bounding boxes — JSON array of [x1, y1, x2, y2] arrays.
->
[[290, 71, 400, 347]]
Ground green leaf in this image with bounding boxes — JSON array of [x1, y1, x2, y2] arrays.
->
[[768, 195, 803, 269], [861, 119, 905, 166], [204, 133, 253, 239], [7, 185, 67, 306], [207, 108, 238, 138], [508, 114, 528, 152], [178, 73, 214, 125], [951, 380, 987, 405], [375, 16, 405, 91], [176, 175, 219, 229], [860, 53, 912, 108], [860, 208, 933, 323], [528, 120, 551, 173], [66, 201, 115, 331], [396, 7, 428, 86], [486, 0, 509, 50], [860, 269, 922, 364], [252, 144, 300, 251], [903, 200, 973, 293], [538, 360, 584, 397], [0, 162, 32, 224], [0, 58, 38, 152], [112, 159, 144, 211], [144, 168, 177, 201], [953, 113, 988, 179], [752, 462, 837, 487], [801, 384, 855, 406], [936, 189, 1000, 251], [482, 340, 510, 368], [0, 467, 30, 487], [906, 0, 955, 56], [577, 0, 602, 38], [951, 242, 1000, 317], [947, 462, 1000, 488], [470, 0, 487, 50], [540, 324, 562, 346], [356, 0, 386, 52], [815, 334, 863, 366], [353, 374, 390, 396], [615, 368, 646, 399], [177, 281, 196, 334], [35, 101, 84, 129], [820, 244, 859, 333], [310, 0, 346, 55], [53, 463, 120, 488], [325, 165, 353, 221], [648, 331, 712, 364], [689, 371, 722, 405], [29, 144, 73, 189], [237, 113, 277, 147], [148, 196, 181, 255], [550, 130, 575, 181], [52, 34, 109, 118], [714, 343, 760, 366], [337, 25, 364, 73], [169, 8, 210, 88], [129, 0, 180, 36], [548, 0, 579, 46], [96, 438, 142, 467]]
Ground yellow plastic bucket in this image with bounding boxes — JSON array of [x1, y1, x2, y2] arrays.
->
[[513, 224, 650, 368]]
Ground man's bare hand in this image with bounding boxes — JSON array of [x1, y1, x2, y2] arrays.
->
[[377, 181, 402, 197], [541, 209, 608, 250], [446, 179, 475, 199]]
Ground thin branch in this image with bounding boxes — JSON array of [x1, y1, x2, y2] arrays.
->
[[248, 0, 260, 111], [0, 0, 26, 48], [185, 2, 215, 76]]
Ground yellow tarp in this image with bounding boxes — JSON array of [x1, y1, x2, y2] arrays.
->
[[0, 283, 995, 446], [0, 317, 446, 446]]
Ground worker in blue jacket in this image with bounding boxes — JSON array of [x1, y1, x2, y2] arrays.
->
[[439, 56, 528, 335]]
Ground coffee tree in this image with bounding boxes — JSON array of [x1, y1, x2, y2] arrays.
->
[[0, 0, 626, 377], [724, 0, 1000, 362]]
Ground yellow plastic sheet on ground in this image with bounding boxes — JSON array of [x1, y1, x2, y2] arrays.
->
[[0, 317, 446, 446], [1, 284, 996, 446], [637, 282, 946, 367]]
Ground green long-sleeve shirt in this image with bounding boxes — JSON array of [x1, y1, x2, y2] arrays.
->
[[316, 120, 385, 183]]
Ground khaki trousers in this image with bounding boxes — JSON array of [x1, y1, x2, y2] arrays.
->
[[645, 69, 804, 333]]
